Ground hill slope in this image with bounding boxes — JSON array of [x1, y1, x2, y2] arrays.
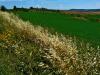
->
[[0, 11, 100, 75]]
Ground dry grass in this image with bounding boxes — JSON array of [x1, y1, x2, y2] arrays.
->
[[0, 11, 100, 75], [63, 11, 100, 15]]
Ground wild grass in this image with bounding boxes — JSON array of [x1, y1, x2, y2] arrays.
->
[[0, 11, 100, 75]]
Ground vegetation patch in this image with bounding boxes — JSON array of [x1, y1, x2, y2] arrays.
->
[[0, 11, 100, 75]]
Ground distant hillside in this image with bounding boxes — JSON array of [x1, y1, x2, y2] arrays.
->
[[69, 9, 100, 12]]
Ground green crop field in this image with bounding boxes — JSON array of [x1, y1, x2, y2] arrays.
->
[[15, 11, 100, 45]]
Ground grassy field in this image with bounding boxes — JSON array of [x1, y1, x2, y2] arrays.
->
[[0, 11, 100, 75], [15, 11, 100, 45]]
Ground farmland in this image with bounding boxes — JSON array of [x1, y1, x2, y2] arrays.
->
[[15, 11, 100, 45], [0, 10, 100, 75]]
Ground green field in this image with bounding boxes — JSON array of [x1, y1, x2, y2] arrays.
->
[[15, 11, 100, 45]]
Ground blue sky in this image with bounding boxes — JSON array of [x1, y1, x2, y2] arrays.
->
[[0, 0, 100, 9]]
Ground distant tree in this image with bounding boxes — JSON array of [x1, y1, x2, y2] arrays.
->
[[41, 8, 47, 11], [30, 7, 33, 9], [1, 5, 7, 11], [13, 6, 17, 10]]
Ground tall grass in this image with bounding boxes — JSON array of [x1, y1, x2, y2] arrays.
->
[[0, 11, 100, 75]]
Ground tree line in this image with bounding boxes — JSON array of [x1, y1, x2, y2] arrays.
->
[[0, 5, 60, 12]]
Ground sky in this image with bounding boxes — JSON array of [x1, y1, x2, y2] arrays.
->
[[0, 0, 100, 10]]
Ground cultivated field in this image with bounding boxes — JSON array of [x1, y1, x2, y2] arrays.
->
[[15, 11, 100, 45], [0, 11, 100, 75]]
